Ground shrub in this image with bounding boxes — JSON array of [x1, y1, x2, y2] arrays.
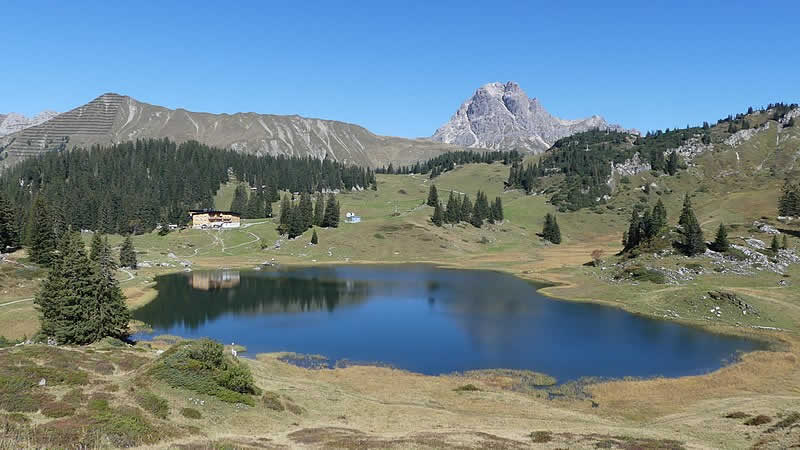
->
[[744, 414, 772, 426], [134, 391, 169, 419], [180, 407, 202, 419], [725, 247, 747, 261], [768, 412, 800, 432], [285, 401, 304, 415], [149, 340, 261, 406], [373, 233, 385, 239], [41, 400, 76, 418], [530, 431, 552, 443], [454, 384, 481, 392], [724, 411, 750, 419], [262, 392, 284, 411]]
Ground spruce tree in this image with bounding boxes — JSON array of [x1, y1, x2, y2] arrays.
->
[[89, 232, 104, 262], [311, 229, 319, 245], [322, 194, 339, 228], [298, 192, 314, 230], [278, 194, 292, 229], [682, 213, 706, 256], [431, 202, 444, 227], [491, 197, 504, 222], [712, 223, 729, 252], [678, 194, 694, 228], [542, 213, 562, 244], [119, 236, 137, 269], [35, 232, 97, 344], [427, 184, 439, 207], [244, 191, 264, 219], [288, 205, 305, 238], [0, 194, 19, 251], [264, 197, 273, 218], [470, 200, 483, 228], [651, 199, 667, 235], [771, 235, 781, 253], [28, 195, 57, 266], [230, 184, 249, 214], [89, 236, 131, 341], [445, 192, 459, 224], [460, 195, 472, 223], [313, 193, 325, 226], [625, 210, 642, 250]]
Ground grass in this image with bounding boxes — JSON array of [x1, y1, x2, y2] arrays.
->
[[134, 390, 169, 419], [180, 407, 202, 419]]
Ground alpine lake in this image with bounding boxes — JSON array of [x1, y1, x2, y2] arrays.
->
[[133, 265, 766, 383]]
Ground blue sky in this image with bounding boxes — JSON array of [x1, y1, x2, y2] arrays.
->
[[3, 1, 798, 137]]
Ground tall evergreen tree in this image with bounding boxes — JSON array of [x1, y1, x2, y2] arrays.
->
[[460, 195, 472, 223], [89, 232, 104, 262], [244, 190, 264, 219], [119, 236, 137, 269], [311, 228, 319, 245], [712, 223, 729, 252], [264, 196, 273, 218], [426, 184, 439, 207], [681, 211, 706, 256], [491, 197, 504, 223], [35, 232, 97, 344], [89, 236, 131, 341], [230, 184, 249, 214], [651, 199, 668, 235], [470, 199, 483, 228], [624, 209, 642, 250], [542, 213, 562, 244], [666, 151, 679, 175], [313, 193, 325, 226], [322, 194, 340, 228], [445, 192, 459, 224], [678, 194, 694, 228], [298, 192, 314, 230], [287, 204, 306, 239], [431, 201, 444, 227], [0, 194, 19, 251], [278, 194, 292, 229], [28, 195, 57, 266]]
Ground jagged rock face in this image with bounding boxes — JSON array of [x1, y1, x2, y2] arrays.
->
[[432, 81, 623, 153], [0, 111, 59, 137], [0, 93, 463, 168]]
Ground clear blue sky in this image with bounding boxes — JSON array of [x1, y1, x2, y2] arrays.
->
[[3, 1, 798, 137]]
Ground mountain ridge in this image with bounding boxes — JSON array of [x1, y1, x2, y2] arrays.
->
[[432, 81, 626, 153], [0, 110, 60, 137], [0, 93, 467, 169]]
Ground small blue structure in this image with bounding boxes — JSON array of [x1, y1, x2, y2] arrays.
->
[[345, 212, 361, 223]]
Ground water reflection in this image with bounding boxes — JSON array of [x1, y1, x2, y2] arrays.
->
[[133, 266, 766, 379]]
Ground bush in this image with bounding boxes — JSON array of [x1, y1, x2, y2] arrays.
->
[[149, 340, 261, 406], [724, 411, 750, 419], [262, 392, 285, 411], [725, 247, 747, 261], [618, 266, 666, 284], [530, 431, 552, 443], [453, 384, 481, 392], [134, 391, 169, 419], [180, 407, 202, 419], [744, 414, 772, 426]]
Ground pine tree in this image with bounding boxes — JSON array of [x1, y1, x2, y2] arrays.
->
[[682, 213, 706, 256], [264, 197, 273, 218], [119, 236, 137, 269], [666, 151, 679, 175], [311, 229, 319, 245], [491, 197, 504, 223], [427, 184, 439, 207], [89, 232, 104, 262], [470, 199, 483, 228], [89, 236, 131, 341], [460, 195, 472, 223], [712, 223, 729, 252], [313, 193, 325, 226], [542, 213, 562, 244], [322, 194, 339, 228], [445, 192, 459, 224], [678, 194, 694, 228], [771, 235, 781, 253], [298, 192, 314, 230], [651, 199, 667, 235], [28, 195, 57, 266], [624, 209, 642, 250], [0, 194, 19, 251], [278, 194, 292, 229], [288, 205, 305, 239], [35, 232, 97, 344], [431, 201, 444, 227], [230, 184, 249, 214], [244, 190, 264, 219]]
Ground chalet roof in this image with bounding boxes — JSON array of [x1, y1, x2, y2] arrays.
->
[[189, 209, 241, 217]]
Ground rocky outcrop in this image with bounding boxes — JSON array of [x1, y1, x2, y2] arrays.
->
[[669, 136, 713, 161], [0, 111, 59, 137], [432, 81, 625, 153], [724, 122, 770, 148]]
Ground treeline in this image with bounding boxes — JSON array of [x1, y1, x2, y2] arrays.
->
[[277, 193, 340, 239], [377, 150, 521, 179], [779, 180, 800, 217], [427, 185, 503, 228], [0, 138, 375, 237], [505, 128, 690, 211]]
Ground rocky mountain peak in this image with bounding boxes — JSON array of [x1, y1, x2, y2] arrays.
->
[[0, 110, 59, 137], [432, 81, 624, 153]]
